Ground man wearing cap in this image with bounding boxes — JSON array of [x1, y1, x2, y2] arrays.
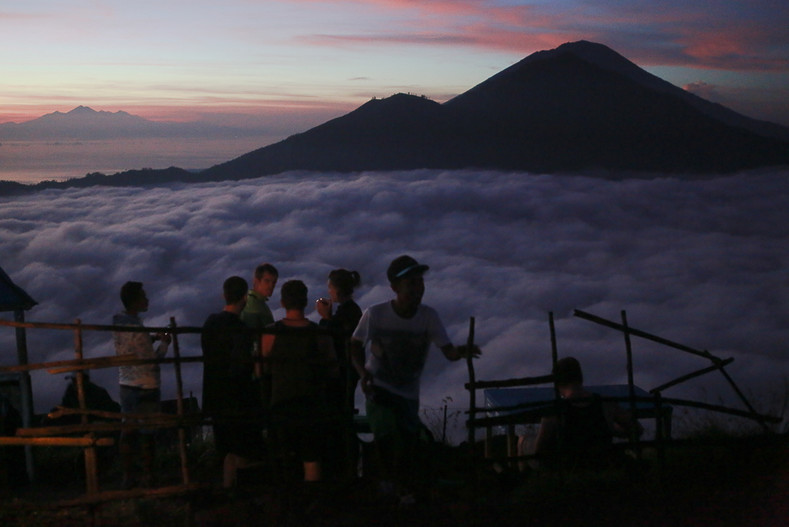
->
[[350, 254, 479, 503]]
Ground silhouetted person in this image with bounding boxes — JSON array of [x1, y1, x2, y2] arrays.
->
[[520, 356, 642, 471], [241, 263, 279, 344], [202, 276, 265, 488], [241, 263, 278, 407], [350, 255, 480, 504], [262, 280, 337, 484], [316, 268, 363, 479], [113, 281, 170, 488]]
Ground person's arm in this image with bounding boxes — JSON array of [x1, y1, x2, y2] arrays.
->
[[429, 307, 481, 361], [261, 333, 275, 358], [154, 332, 170, 357], [440, 343, 482, 361], [316, 298, 332, 321]]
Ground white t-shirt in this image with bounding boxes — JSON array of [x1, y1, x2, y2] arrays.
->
[[352, 301, 451, 400], [113, 312, 168, 390]]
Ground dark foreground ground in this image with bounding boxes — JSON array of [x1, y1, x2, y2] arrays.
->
[[1, 433, 787, 527]]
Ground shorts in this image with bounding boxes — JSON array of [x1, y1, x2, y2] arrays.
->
[[365, 387, 421, 440], [270, 397, 324, 463]]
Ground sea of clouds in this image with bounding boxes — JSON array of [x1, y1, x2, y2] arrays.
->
[[1, 169, 787, 437]]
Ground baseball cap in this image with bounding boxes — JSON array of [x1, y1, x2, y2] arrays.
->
[[387, 255, 430, 283]]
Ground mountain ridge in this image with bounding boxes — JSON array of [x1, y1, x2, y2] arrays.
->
[[201, 41, 789, 179], [3, 40, 789, 194]]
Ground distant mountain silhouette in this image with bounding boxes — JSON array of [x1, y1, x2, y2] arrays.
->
[[0, 106, 264, 140], [200, 40, 788, 179]]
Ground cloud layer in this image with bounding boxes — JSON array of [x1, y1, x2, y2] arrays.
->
[[1, 169, 787, 436]]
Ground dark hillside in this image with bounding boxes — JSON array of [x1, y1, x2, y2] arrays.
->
[[199, 94, 455, 181], [201, 41, 789, 180], [444, 51, 789, 172]]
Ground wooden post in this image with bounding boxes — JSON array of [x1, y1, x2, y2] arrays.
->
[[441, 402, 448, 444], [13, 309, 35, 482], [74, 319, 99, 495], [620, 311, 641, 458], [549, 311, 559, 401], [465, 317, 476, 447], [655, 392, 666, 466], [169, 317, 190, 485], [549, 311, 558, 368]]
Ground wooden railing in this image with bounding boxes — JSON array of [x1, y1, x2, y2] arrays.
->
[[0, 317, 339, 513]]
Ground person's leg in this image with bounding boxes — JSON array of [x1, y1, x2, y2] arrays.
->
[[394, 398, 422, 499], [365, 392, 399, 496], [139, 433, 156, 487], [137, 389, 160, 487], [223, 453, 240, 488], [303, 461, 321, 482], [119, 385, 140, 488]]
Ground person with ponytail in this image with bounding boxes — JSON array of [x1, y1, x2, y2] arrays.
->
[[316, 269, 363, 405], [315, 268, 363, 479]]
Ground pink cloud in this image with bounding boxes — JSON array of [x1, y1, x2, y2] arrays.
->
[[294, 1, 789, 73]]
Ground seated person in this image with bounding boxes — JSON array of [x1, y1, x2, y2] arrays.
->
[[519, 357, 642, 470]]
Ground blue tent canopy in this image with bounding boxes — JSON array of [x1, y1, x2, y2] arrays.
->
[[0, 266, 37, 312]]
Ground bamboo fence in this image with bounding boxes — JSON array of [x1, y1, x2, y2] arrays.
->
[[0, 316, 339, 521], [464, 310, 782, 469]]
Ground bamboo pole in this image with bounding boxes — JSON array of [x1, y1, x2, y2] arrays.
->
[[0, 437, 115, 447], [169, 317, 190, 485], [0, 354, 201, 375], [575, 308, 771, 433], [13, 309, 35, 483], [573, 309, 723, 362], [465, 316, 476, 446], [620, 311, 641, 458], [74, 319, 99, 495], [17, 416, 207, 437], [0, 318, 203, 334], [716, 365, 771, 433], [650, 358, 735, 394], [549, 311, 559, 401]]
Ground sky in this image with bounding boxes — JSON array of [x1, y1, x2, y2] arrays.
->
[[1, 169, 787, 440], [2, 0, 788, 132]]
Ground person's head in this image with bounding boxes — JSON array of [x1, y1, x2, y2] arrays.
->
[[120, 281, 148, 313], [553, 357, 584, 392], [253, 263, 279, 298], [223, 276, 248, 307], [280, 280, 308, 311], [327, 269, 361, 301], [387, 255, 429, 309]]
